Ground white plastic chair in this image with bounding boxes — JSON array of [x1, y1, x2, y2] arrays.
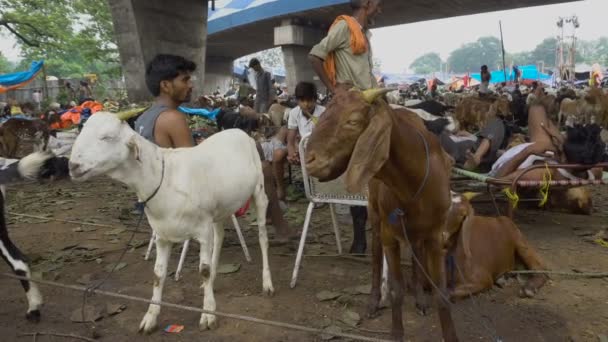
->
[[290, 133, 368, 288], [145, 214, 251, 281]]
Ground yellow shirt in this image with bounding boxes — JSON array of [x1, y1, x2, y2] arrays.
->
[[10, 106, 22, 116]]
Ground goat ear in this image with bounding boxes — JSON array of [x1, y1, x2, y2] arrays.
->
[[345, 103, 391, 193], [127, 136, 141, 162], [460, 212, 474, 262]]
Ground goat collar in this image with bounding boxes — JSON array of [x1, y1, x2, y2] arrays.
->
[[135, 157, 165, 213]]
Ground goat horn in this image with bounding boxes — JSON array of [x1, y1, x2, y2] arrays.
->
[[115, 107, 146, 121], [361, 88, 396, 104], [462, 192, 482, 201]]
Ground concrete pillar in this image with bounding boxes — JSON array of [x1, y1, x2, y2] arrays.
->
[[204, 56, 234, 94], [275, 21, 325, 93], [108, 0, 208, 102]]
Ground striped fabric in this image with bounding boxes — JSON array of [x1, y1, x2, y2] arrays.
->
[[453, 167, 608, 187]]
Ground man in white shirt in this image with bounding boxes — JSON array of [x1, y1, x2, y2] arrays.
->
[[286, 82, 326, 164]]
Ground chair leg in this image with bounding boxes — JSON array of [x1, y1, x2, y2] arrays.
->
[[290, 202, 314, 288], [232, 214, 251, 262], [174, 239, 190, 281], [145, 231, 156, 260], [329, 204, 342, 254]]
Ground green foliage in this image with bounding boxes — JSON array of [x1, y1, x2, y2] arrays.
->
[[447, 36, 503, 73], [0, 52, 13, 73], [0, 0, 120, 79], [55, 89, 69, 105], [410, 52, 442, 74]]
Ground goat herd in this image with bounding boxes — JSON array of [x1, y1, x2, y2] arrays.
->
[[0, 84, 607, 342]]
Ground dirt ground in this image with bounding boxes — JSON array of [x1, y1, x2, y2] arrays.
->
[[0, 176, 607, 342]]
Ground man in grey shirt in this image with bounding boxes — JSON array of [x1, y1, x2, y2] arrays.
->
[[249, 58, 273, 113]]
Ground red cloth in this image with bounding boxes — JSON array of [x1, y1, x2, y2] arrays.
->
[[235, 198, 251, 217]]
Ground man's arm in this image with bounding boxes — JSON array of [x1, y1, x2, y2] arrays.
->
[[309, 20, 349, 94], [287, 128, 299, 163], [309, 55, 335, 93], [155, 110, 195, 148]]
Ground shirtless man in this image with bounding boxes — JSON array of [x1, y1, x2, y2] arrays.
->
[[135, 54, 295, 241], [490, 96, 602, 181]]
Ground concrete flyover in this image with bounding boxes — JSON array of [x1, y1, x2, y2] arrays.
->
[[110, 0, 579, 100]]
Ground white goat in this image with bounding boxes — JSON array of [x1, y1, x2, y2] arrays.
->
[[69, 112, 273, 333]]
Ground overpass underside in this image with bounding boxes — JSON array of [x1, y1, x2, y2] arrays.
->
[[111, 0, 578, 100]]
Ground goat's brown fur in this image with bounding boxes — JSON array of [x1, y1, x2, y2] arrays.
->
[[305, 87, 458, 342]]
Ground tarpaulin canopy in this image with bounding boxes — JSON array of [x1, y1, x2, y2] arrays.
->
[[0, 61, 44, 93], [470, 64, 551, 84]]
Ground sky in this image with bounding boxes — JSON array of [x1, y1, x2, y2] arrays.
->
[[371, 0, 608, 73], [0, 0, 606, 74]]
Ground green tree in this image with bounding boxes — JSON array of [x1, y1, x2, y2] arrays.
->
[[410, 52, 442, 74], [0, 52, 12, 73], [529, 37, 557, 67], [447, 36, 503, 73], [508, 51, 532, 65], [0, 0, 120, 78]]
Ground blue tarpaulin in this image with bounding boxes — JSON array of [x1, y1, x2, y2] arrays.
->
[[0, 61, 44, 92], [470, 64, 551, 84], [178, 106, 222, 120]]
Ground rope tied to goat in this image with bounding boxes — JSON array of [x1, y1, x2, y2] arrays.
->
[[0, 273, 391, 342], [538, 162, 552, 207]]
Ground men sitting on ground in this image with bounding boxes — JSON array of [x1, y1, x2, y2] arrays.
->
[[437, 108, 509, 172]]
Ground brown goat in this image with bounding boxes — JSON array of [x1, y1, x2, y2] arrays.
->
[[0, 118, 50, 158], [454, 96, 511, 132], [444, 192, 548, 299], [305, 87, 458, 342], [558, 88, 608, 126]]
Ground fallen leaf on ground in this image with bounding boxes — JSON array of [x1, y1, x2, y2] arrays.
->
[[340, 310, 360, 327], [217, 263, 241, 274], [104, 262, 128, 272], [106, 303, 127, 316], [71, 305, 105, 322], [316, 290, 342, 302], [320, 325, 342, 340]]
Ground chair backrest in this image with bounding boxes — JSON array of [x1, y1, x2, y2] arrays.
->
[[298, 133, 368, 206]]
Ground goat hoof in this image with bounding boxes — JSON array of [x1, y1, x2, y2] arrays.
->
[[138, 313, 158, 334], [349, 243, 366, 255], [415, 302, 430, 316], [25, 310, 41, 323], [366, 306, 381, 319], [263, 286, 275, 297], [391, 332, 405, 342], [199, 314, 218, 330], [519, 286, 537, 298]]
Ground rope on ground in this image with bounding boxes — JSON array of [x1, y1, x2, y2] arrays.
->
[[0, 273, 391, 342], [508, 270, 608, 278], [8, 212, 150, 234], [18, 332, 95, 342], [273, 253, 412, 266]]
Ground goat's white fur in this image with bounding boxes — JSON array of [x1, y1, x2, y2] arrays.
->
[[17, 151, 52, 180], [69, 113, 273, 333]]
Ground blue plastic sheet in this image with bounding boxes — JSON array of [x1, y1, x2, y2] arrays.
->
[[0, 61, 44, 87], [178, 106, 222, 120]]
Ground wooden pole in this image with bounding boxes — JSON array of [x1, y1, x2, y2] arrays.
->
[[41, 62, 49, 101], [499, 21, 507, 83]]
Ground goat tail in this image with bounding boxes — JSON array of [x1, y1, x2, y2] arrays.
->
[[17, 151, 54, 180]]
